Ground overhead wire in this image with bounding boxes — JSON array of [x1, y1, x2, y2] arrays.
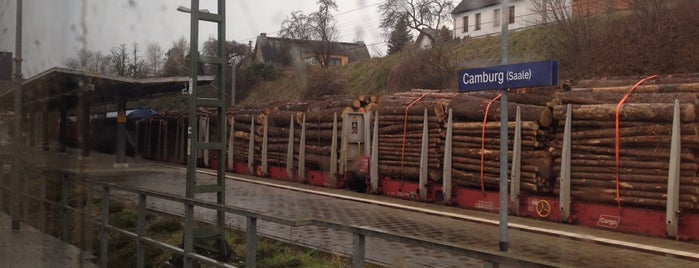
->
[[232, 0, 384, 45]]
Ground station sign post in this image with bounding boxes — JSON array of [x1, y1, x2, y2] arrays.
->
[[458, 60, 559, 92], [457, 60, 559, 253]]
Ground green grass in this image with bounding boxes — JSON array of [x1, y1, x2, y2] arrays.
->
[[6, 171, 377, 267], [238, 27, 549, 104], [95, 205, 375, 267]]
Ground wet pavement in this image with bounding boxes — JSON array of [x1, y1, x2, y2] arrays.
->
[[6, 149, 699, 267], [0, 212, 97, 268]]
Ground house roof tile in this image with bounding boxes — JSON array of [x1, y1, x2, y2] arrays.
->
[[254, 35, 370, 66], [452, 0, 501, 14]]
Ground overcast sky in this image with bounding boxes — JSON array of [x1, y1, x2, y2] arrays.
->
[[0, 0, 393, 77]]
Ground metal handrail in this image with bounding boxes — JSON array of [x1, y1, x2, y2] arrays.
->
[[0, 160, 558, 268]]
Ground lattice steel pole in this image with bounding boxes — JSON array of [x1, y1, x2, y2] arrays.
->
[[11, 0, 23, 231]]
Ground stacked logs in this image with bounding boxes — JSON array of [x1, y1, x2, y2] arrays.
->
[[375, 90, 455, 181], [228, 95, 377, 174], [136, 76, 699, 212], [228, 104, 269, 168], [295, 98, 352, 171], [444, 88, 557, 193], [254, 102, 309, 173], [319, 94, 380, 113], [551, 88, 699, 211]]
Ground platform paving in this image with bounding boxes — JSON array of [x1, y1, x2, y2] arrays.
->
[[0, 212, 97, 268], [4, 148, 699, 267]]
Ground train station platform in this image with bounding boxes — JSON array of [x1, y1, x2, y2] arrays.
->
[[4, 148, 699, 267], [0, 212, 96, 268]]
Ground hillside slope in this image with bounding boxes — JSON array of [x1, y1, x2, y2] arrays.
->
[[242, 29, 549, 105]]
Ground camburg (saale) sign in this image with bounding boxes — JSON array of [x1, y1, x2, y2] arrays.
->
[[458, 60, 559, 92]]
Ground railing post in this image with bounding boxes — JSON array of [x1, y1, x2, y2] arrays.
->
[[184, 203, 194, 268], [82, 180, 94, 261], [22, 166, 28, 222], [246, 216, 258, 268], [352, 233, 366, 268], [10, 161, 20, 230], [0, 163, 4, 212], [137, 193, 147, 268], [39, 171, 46, 231], [61, 174, 69, 242], [100, 186, 110, 268]]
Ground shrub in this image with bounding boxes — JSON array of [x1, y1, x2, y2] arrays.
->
[[109, 209, 138, 231], [387, 46, 456, 92], [237, 62, 283, 100], [302, 67, 347, 100], [147, 217, 182, 233]]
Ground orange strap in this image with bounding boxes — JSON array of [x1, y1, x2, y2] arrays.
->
[[400, 93, 429, 180], [481, 93, 502, 195], [615, 75, 657, 209]]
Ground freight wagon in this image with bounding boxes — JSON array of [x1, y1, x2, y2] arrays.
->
[[137, 76, 699, 241]]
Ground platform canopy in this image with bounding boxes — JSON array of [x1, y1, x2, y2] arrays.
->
[[0, 67, 214, 111]]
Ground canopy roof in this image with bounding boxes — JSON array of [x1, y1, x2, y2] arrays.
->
[[0, 67, 214, 111]]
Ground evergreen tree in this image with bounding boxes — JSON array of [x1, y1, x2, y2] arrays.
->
[[387, 16, 413, 55]]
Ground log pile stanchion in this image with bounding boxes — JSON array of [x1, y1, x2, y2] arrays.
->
[[551, 86, 699, 211], [375, 91, 455, 181], [228, 105, 268, 168], [136, 112, 185, 164], [297, 99, 349, 172], [134, 77, 699, 213], [445, 89, 556, 193], [255, 103, 309, 175]]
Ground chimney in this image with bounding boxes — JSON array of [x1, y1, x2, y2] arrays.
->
[[260, 33, 267, 38]]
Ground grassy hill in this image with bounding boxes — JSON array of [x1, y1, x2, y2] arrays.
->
[[239, 28, 551, 105], [140, 2, 699, 110]]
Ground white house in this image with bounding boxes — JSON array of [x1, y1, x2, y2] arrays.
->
[[451, 0, 572, 39], [415, 28, 438, 49]]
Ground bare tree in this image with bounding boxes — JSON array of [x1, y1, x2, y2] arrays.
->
[[145, 42, 164, 77], [65, 48, 113, 74], [530, 0, 599, 77], [111, 44, 129, 76], [278, 0, 340, 68], [379, 0, 454, 45], [162, 37, 190, 76], [310, 0, 340, 67], [279, 11, 316, 40], [93, 51, 112, 74], [65, 48, 95, 70], [129, 42, 146, 78]]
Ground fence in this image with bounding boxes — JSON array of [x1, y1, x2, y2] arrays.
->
[[0, 156, 557, 268]]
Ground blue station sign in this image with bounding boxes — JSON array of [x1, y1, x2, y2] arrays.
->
[[458, 60, 559, 92]]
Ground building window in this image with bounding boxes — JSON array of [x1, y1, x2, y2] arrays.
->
[[462, 16, 468, 32], [494, 9, 500, 27], [475, 13, 481, 30], [303, 57, 319, 65], [328, 57, 342, 67], [509, 6, 515, 24]]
